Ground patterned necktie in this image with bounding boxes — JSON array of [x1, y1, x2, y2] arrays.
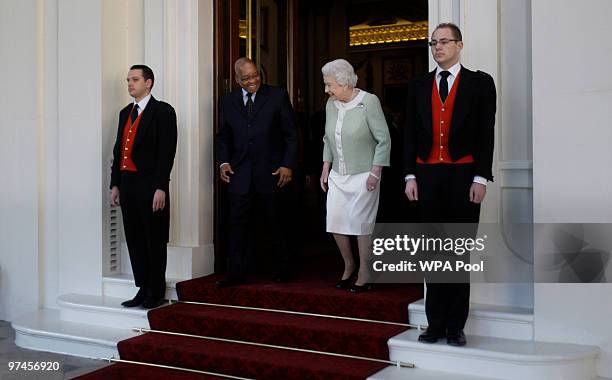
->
[[246, 92, 254, 117], [439, 71, 451, 103], [130, 104, 139, 125]]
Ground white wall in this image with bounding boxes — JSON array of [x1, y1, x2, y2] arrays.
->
[[0, 0, 102, 315], [532, 0, 612, 376], [0, 0, 41, 321]]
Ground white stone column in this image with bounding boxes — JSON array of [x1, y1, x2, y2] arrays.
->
[[126, 0, 215, 278], [101, 0, 131, 279], [461, 0, 536, 309], [56, 0, 105, 296], [40, 0, 60, 310]]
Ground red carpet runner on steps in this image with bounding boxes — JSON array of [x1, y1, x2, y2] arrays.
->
[[77, 274, 423, 380]]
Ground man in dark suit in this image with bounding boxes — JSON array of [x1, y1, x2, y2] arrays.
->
[[403, 23, 496, 346], [216, 57, 297, 287], [110, 64, 177, 309]]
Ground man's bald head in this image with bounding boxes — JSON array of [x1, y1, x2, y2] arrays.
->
[[234, 57, 261, 93]]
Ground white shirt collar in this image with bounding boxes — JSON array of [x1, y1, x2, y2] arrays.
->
[[134, 93, 152, 113], [241, 88, 257, 104], [436, 62, 461, 78]]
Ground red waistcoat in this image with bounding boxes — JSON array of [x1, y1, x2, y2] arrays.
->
[[417, 73, 474, 164], [120, 106, 143, 172]]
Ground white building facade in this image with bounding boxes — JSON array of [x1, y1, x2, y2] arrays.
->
[[0, 0, 611, 378]]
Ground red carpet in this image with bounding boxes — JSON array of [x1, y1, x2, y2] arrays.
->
[[118, 333, 396, 380], [147, 302, 403, 360], [75, 362, 225, 379], [76, 262, 423, 379], [176, 274, 421, 323]]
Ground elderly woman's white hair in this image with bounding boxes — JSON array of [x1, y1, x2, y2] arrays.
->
[[321, 59, 358, 87]]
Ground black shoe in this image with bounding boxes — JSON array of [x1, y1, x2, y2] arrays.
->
[[215, 277, 244, 288], [447, 329, 467, 346], [335, 269, 357, 289], [335, 278, 352, 289], [349, 283, 372, 293], [418, 328, 442, 344], [121, 288, 147, 307], [142, 297, 166, 309]]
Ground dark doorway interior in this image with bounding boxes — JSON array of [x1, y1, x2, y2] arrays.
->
[[214, 0, 429, 275], [295, 0, 428, 256]]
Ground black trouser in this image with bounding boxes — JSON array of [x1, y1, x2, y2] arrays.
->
[[120, 172, 169, 298], [227, 187, 290, 280], [417, 163, 480, 333]]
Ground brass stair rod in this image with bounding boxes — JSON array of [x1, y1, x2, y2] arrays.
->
[[102, 357, 254, 380], [172, 299, 427, 330], [133, 327, 416, 369]]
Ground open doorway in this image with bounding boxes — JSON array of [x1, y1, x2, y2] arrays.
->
[[214, 0, 429, 274]]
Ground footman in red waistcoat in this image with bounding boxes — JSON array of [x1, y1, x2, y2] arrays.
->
[[403, 23, 496, 347], [110, 65, 178, 309]]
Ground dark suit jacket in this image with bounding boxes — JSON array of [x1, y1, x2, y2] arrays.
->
[[217, 84, 298, 194], [110, 96, 178, 193], [403, 66, 496, 181]]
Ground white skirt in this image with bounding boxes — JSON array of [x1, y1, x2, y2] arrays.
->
[[326, 170, 380, 235]]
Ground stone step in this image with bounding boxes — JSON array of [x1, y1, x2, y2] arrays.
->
[[388, 329, 599, 380], [408, 298, 534, 340], [369, 366, 502, 380], [12, 308, 137, 359], [58, 293, 170, 330]]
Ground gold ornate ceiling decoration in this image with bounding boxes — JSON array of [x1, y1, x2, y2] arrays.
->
[[350, 20, 428, 46]]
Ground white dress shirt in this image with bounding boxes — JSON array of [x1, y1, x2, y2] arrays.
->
[[242, 88, 257, 105], [435, 61, 461, 96], [133, 93, 152, 115]]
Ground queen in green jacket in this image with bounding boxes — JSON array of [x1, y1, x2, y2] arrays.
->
[[320, 58, 391, 293]]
